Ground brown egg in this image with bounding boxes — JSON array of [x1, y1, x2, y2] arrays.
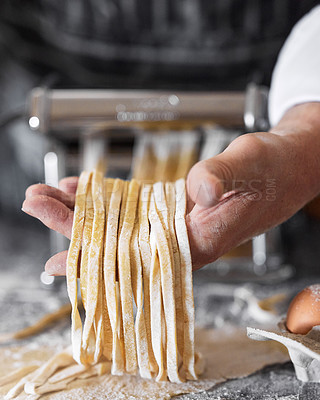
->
[[286, 284, 320, 334]]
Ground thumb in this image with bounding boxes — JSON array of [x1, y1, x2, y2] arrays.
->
[[187, 134, 268, 208], [187, 156, 229, 208]]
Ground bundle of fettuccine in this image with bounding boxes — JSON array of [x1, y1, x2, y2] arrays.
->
[[0, 171, 202, 400], [67, 169, 198, 383]]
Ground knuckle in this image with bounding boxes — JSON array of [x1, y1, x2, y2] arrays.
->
[[229, 133, 272, 174], [25, 184, 43, 197], [236, 133, 270, 158], [53, 204, 70, 223]]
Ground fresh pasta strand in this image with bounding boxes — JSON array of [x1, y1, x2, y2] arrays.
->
[[117, 179, 140, 374], [138, 184, 158, 374], [104, 179, 125, 375], [175, 178, 197, 380], [130, 221, 152, 379], [80, 187, 94, 309], [150, 185, 182, 383], [67, 171, 92, 365], [81, 169, 105, 364], [99, 178, 114, 362], [149, 220, 166, 382], [80, 182, 96, 364], [165, 182, 184, 361], [116, 180, 129, 373], [92, 178, 114, 364]]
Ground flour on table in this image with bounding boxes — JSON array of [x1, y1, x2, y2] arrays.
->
[[0, 326, 289, 399]]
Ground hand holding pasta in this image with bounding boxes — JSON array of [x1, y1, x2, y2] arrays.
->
[[23, 104, 320, 272], [24, 172, 199, 382]]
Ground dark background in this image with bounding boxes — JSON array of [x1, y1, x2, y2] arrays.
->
[[1, 0, 319, 92]]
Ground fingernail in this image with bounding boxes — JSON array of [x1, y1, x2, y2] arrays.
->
[[21, 201, 32, 214], [22, 201, 28, 211]]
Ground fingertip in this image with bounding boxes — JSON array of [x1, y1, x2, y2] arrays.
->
[[45, 251, 68, 276], [21, 200, 32, 216], [21, 197, 38, 216], [25, 183, 43, 199]]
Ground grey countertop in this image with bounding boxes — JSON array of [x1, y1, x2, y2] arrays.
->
[[1, 210, 320, 399]]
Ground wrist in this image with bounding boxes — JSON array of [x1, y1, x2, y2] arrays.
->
[[270, 102, 320, 138], [270, 102, 320, 198]]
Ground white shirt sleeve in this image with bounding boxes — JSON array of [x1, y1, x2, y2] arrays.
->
[[268, 5, 320, 127]]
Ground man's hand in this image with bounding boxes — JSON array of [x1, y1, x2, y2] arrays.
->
[[187, 102, 320, 268], [22, 103, 320, 273]]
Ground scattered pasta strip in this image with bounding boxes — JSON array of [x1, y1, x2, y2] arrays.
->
[[23, 347, 74, 393], [4, 348, 72, 399], [8, 360, 110, 400], [0, 366, 39, 387], [5, 371, 36, 399], [0, 303, 72, 344], [48, 364, 87, 384], [24, 377, 74, 396], [78, 361, 111, 379]]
